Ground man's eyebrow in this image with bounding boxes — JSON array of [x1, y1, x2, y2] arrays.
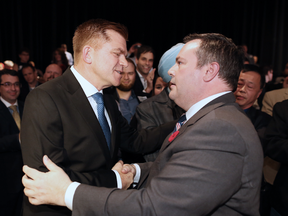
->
[[176, 56, 184, 62], [114, 48, 126, 54]]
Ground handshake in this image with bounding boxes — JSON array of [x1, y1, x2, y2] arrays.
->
[[22, 156, 137, 207]]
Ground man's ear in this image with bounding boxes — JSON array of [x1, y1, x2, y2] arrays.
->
[[82, 46, 92, 64], [203, 62, 220, 82]]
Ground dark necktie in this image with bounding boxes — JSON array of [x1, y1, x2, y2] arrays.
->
[[173, 113, 187, 133], [92, 93, 111, 149]]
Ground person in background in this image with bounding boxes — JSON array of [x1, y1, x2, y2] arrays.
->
[[13, 48, 30, 72], [0, 69, 24, 216], [61, 44, 74, 66], [265, 99, 288, 216], [153, 74, 168, 96], [133, 43, 185, 162], [42, 63, 63, 83], [127, 42, 142, 65], [133, 45, 155, 102], [51, 48, 69, 72]]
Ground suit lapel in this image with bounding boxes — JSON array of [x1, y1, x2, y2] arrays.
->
[[160, 93, 236, 152], [60, 69, 111, 161]]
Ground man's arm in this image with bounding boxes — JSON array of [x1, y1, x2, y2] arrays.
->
[[118, 106, 176, 155], [134, 102, 159, 130], [22, 156, 136, 207], [23, 116, 262, 215]]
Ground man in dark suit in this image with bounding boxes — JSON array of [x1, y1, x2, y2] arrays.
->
[[234, 64, 271, 145], [133, 45, 155, 102], [21, 19, 174, 216], [23, 33, 263, 215], [265, 99, 288, 216], [0, 69, 24, 216]]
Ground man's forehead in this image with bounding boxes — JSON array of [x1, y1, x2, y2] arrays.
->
[[23, 67, 33, 72], [106, 30, 127, 51], [177, 39, 200, 58], [1, 74, 19, 81], [241, 71, 261, 79], [239, 71, 261, 84]]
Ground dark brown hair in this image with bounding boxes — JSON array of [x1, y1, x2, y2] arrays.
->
[[183, 33, 244, 91]]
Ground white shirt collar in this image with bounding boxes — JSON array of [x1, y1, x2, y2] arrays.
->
[[186, 91, 231, 121], [0, 96, 18, 108], [70, 66, 101, 97], [136, 70, 146, 85]]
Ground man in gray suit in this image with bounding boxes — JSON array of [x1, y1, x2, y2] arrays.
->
[[22, 33, 263, 215]]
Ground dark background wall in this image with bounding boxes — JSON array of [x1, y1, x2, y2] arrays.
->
[[1, 0, 288, 77]]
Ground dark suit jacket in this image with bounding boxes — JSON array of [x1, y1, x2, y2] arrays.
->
[[0, 100, 24, 216], [134, 87, 184, 161], [72, 93, 263, 216], [132, 71, 152, 100], [265, 99, 288, 215], [245, 106, 271, 150], [21, 68, 174, 216]]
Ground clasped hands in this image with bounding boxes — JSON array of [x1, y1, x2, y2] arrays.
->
[[22, 155, 136, 206]]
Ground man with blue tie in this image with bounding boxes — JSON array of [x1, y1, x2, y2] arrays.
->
[[0, 69, 24, 216], [21, 19, 174, 216]]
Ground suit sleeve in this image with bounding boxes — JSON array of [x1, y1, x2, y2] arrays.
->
[[118, 107, 176, 155], [72, 118, 261, 216], [21, 88, 116, 187], [265, 101, 288, 164], [135, 102, 159, 130]]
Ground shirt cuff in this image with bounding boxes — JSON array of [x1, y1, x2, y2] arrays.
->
[[65, 182, 80, 211], [112, 169, 122, 189], [133, 163, 141, 183]]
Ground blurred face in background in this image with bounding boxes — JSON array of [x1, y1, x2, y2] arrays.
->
[[117, 61, 136, 91], [234, 71, 262, 110], [19, 51, 30, 63], [136, 52, 154, 76], [22, 66, 37, 84], [0, 74, 20, 104], [43, 64, 63, 82], [154, 76, 168, 96]]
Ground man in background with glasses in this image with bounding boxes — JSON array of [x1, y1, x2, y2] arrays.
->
[[0, 69, 24, 216]]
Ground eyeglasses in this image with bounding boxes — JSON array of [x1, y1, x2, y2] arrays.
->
[[0, 82, 22, 88]]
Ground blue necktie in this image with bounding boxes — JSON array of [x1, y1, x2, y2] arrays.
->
[[92, 93, 111, 149], [173, 113, 187, 133]]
